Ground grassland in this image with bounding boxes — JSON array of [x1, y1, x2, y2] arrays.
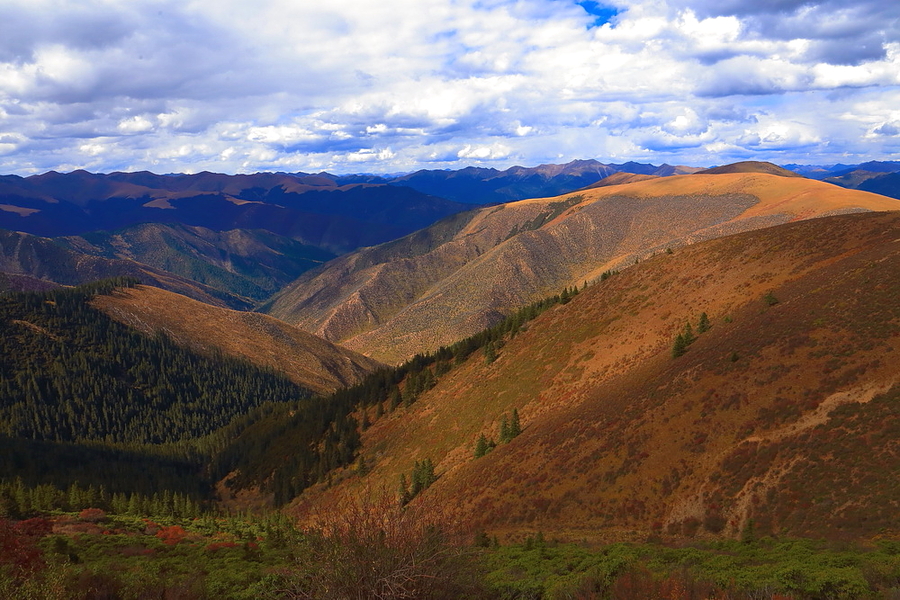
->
[[290, 211, 900, 544]]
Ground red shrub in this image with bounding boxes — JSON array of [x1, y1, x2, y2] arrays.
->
[[155, 525, 187, 546], [0, 519, 45, 579], [78, 508, 108, 523]]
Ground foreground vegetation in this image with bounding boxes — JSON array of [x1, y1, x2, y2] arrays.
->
[[3, 498, 900, 599]]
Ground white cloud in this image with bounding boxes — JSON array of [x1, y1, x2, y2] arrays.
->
[[117, 115, 155, 134], [457, 143, 512, 160], [0, 0, 898, 175]]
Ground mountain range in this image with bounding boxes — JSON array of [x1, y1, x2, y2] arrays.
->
[[264, 163, 899, 363], [2, 158, 900, 547], [289, 209, 900, 542]]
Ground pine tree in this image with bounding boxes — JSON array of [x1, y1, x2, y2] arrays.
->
[[389, 387, 402, 411], [484, 342, 498, 365], [672, 333, 687, 358], [420, 458, 436, 488], [360, 408, 370, 431], [509, 408, 522, 439], [474, 433, 490, 459], [127, 493, 141, 516], [697, 312, 710, 334], [410, 461, 423, 497], [499, 414, 511, 443]]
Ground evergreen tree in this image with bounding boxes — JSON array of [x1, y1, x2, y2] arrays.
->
[[683, 322, 696, 345], [672, 333, 687, 358], [411, 460, 424, 497], [389, 387, 402, 411], [499, 415, 511, 443], [419, 458, 436, 489], [360, 408, 370, 431], [697, 312, 710, 334], [474, 433, 490, 459], [484, 342, 498, 365], [509, 408, 522, 439]]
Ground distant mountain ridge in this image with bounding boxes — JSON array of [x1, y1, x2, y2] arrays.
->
[[2, 159, 899, 314], [385, 159, 701, 205], [0, 170, 469, 254], [823, 166, 900, 201], [783, 160, 900, 180]]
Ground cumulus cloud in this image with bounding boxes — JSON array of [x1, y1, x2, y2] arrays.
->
[[0, 0, 898, 174]]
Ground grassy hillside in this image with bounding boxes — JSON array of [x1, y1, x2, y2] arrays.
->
[[288, 210, 900, 543], [697, 161, 803, 177], [92, 285, 383, 396], [265, 168, 900, 363]]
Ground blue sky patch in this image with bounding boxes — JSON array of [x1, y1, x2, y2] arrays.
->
[[577, 1, 619, 28]]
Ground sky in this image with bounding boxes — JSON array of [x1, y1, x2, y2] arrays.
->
[[0, 0, 899, 176]]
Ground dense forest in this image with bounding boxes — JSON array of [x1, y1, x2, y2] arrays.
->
[[0, 280, 337, 506], [0, 278, 313, 444]]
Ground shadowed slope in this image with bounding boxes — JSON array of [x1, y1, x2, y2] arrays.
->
[[0, 229, 253, 309], [292, 210, 900, 542], [58, 223, 336, 302], [93, 285, 383, 395], [266, 171, 900, 363]]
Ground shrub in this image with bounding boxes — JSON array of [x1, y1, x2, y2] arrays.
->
[[286, 490, 484, 599], [78, 508, 108, 523]]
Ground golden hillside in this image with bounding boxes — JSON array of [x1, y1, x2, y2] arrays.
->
[[291, 211, 900, 543], [93, 285, 383, 395], [265, 169, 900, 363]]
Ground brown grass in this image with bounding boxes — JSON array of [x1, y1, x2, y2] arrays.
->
[[292, 211, 900, 544], [92, 285, 383, 395], [267, 172, 900, 364]]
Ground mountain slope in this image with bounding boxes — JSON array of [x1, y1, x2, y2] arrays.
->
[[826, 170, 900, 201], [0, 279, 314, 445], [581, 172, 658, 189], [0, 228, 254, 309], [57, 223, 335, 303], [265, 170, 900, 363], [92, 285, 383, 396], [859, 171, 900, 199], [290, 210, 900, 542]]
